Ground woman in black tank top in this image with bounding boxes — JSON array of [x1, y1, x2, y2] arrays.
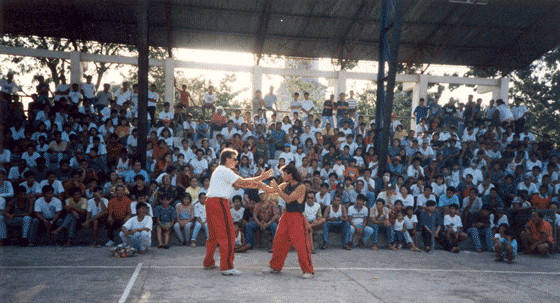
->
[[263, 165, 315, 278]]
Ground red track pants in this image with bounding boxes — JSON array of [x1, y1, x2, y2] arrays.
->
[[269, 212, 314, 274], [203, 197, 235, 271]]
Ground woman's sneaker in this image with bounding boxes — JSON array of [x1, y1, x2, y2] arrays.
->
[[262, 267, 280, 274], [302, 273, 314, 279]]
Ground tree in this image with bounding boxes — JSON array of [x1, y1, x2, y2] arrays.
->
[[0, 35, 136, 89], [460, 45, 560, 141]]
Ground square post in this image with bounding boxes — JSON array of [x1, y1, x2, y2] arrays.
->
[[136, 0, 149, 168], [165, 57, 175, 111]]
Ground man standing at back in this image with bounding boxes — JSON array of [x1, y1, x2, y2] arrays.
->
[[203, 148, 273, 276]]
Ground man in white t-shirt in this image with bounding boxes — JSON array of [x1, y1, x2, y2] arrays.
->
[[300, 92, 315, 120], [290, 92, 302, 116], [53, 75, 70, 103], [115, 81, 131, 107], [511, 97, 528, 133], [30, 185, 63, 245], [147, 84, 159, 125], [119, 202, 152, 253], [0, 73, 22, 101], [202, 86, 216, 118], [81, 75, 97, 104], [203, 148, 273, 276], [346, 90, 358, 120]]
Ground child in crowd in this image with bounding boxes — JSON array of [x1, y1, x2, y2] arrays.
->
[[443, 204, 469, 253], [174, 194, 195, 246], [233, 222, 251, 253], [119, 202, 152, 254], [154, 195, 177, 249], [403, 206, 420, 249], [393, 210, 421, 252], [419, 200, 443, 252], [494, 225, 517, 264]]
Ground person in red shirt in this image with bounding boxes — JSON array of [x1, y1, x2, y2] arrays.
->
[[174, 80, 194, 114], [521, 211, 554, 256], [106, 185, 132, 246], [530, 185, 551, 210]]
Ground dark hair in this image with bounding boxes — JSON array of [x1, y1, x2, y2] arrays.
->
[[426, 200, 437, 207], [232, 195, 242, 202], [136, 202, 148, 212], [449, 203, 459, 210], [281, 164, 303, 183], [42, 185, 54, 194], [376, 198, 385, 205], [220, 148, 238, 165], [357, 194, 367, 202]]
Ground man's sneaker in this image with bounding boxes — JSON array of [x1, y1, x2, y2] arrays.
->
[[302, 273, 314, 279], [221, 269, 242, 276], [204, 264, 218, 270], [105, 240, 115, 247], [262, 267, 280, 274]]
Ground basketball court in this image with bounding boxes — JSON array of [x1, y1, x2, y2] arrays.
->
[[2, 246, 559, 302]]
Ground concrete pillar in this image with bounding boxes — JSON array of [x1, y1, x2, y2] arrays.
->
[[165, 57, 175, 112], [491, 77, 509, 104], [70, 51, 82, 85], [335, 70, 347, 98], [411, 74, 428, 131], [252, 65, 263, 111]]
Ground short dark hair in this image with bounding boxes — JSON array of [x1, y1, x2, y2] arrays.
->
[[220, 148, 238, 165], [426, 200, 437, 207], [136, 202, 148, 212]]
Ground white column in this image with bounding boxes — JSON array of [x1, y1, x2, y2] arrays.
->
[[336, 70, 347, 98], [165, 57, 175, 112], [70, 51, 82, 85], [411, 74, 428, 131], [491, 77, 510, 104], [252, 65, 263, 111]]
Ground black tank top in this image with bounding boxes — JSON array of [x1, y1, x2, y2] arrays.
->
[[284, 182, 304, 213]]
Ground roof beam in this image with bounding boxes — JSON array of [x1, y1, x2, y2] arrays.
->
[[333, 0, 370, 67], [339, 0, 378, 70], [254, 0, 273, 65]]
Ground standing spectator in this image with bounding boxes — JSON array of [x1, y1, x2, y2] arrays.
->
[[154, 195, 177, 249], [115, 81, 131, 108], [413, 98, 428, 125], [289, 92, 302, 117], [418, 200, 443, 252], [0, 72, 23, 102], [301, 92, 315, 121], [119, 202, 152, 254], [252, 90, 264, 114], [521, 211, 554, 256], [95, 84, 113, 114], [81, 75, 97, 108], [106, 185, 132, 246], [264, 86, 277, 115], [495, 99, 513, 125], [428, 97, 442, 124], [53, 75, 70, 104], [190, 192, 208, 247], [147, 84, 159, 124], [202, 85, 216, 118], [175, 81, 194, 114], [346, 90, 358, 120], [321, 95, 335, 128], [511, 98, 528, 133]]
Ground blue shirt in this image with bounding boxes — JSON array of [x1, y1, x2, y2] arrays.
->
[[125, 169, 150, 184], [428, 102, 442, 117], [413, 105, 429, 123], [419, 210, 443, 230], [438, 194, 459, 208], [154, 205, 177, 223]]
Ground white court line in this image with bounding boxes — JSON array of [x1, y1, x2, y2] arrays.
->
[[118, 263, 142, 303], [2, 265, 559, 276]]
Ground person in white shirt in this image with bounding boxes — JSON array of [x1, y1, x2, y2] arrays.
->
[[346, 90, 358, 120], [496, 99, 513, 124], [300, 92, 315, 120], [53, 75, 70, 103], [511, 98, 528, 132], [443, 204, 468, 253], [147, 84, 159, 124], [115, 82, 131, 107], [290, 92, 302, 116], [279, 144, 295, 165], [345, 195, 372, 250], [119, 202, 152, 253], [190, 149, 209, 177], [202, 85, 216, 118], [158, 102, 174, 123], [67, 83, 83, 107], [203, 148, 273, 276], [0, 73, 22, 101], [303, 192, 325, 253], [264, 86, 278, 115], [82, 188, 109, 247], [30, 185, 63, 244], [81, 75, 96, 103]]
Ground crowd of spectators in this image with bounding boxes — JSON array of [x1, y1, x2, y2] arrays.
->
[[0, 73, 558, 261]]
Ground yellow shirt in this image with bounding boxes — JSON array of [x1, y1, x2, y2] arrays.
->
[[65, 198, 88, 210]]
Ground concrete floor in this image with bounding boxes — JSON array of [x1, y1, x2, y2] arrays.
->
[[1, 246, 559, 303]]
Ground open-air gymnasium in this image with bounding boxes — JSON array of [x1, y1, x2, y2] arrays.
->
[[1, 0, 560, 302]]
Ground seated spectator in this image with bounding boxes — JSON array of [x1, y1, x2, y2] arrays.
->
[[233, 222, 251, 253], [418, 200, 443, 252], [191, 192, 208, 247], [0, 186, 34, 246], [0, 170, 14, 199], [174, 194, 195, 246], [467, 204, 494, 253], [30, 185, 63, 246], [530, 185, 551, 210], [438, 187, 459, 216], [494, 225, 517, 264], [230, 195, 245, 223], [521, 211, 554, 256], [82, 187, 109, 247], [443, 204, 469, 253], [106, 185, 132, 247], [344, 194, 371, 250], [52, 187, 88, 247], [320, 194, 348, 249], [245, 195, 279, 252], [303, 192, 325, 254], [119, 202, 152, 254], [393, 210, 421, 251], [154, 194, 177, 249]]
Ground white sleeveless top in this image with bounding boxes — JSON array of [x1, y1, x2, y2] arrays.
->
[[328, 205, 343, 219], [235, 231, 242, 246]]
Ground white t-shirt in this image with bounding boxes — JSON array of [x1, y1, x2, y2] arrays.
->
[[0, 79, 21, 94], [159, 111, 174, 121], [511, 104, 528, 120], [403, 215, 418, 230], [115, 89, 131, 106], [304, 202, 321, 222], [207, 165, 240, 199], [54, 84, 70, 102], [87, 198, 109, 217], [130, 201, 154, 217], [230, 207, 245, 222], [315, 192, 331, 206], [123, 216, 153, 233], [301, 100, 314, 118], [68, 91, 82, 104], [347, 205, 368, 226], [394, 219, 405, 231], [290, 100, 302, 115], [81, 83, 96, 99], [444, 214, 463, 232], [189, 158, 209, 176], [203, 92, 216, 104], [34, 197, 63, 219], [417, 194, 436, 208], [148, 91, 158, 107], [194, 203, 207, 222]]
